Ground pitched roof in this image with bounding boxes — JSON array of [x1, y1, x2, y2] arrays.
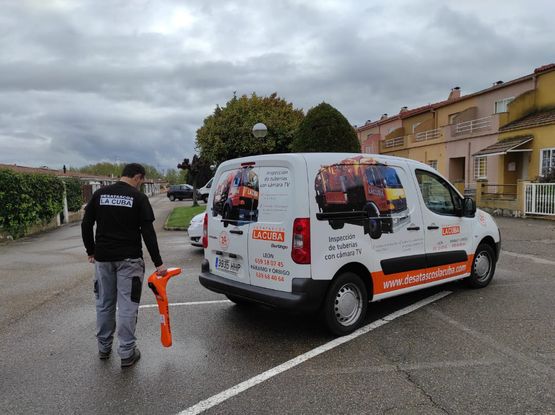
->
[[472, 135, 533, 157], [357, 63, 555, 133], [499, 108, 555, 132], [0, 163, 116, 180]]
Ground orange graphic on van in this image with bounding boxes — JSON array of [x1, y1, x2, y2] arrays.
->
[[441, 225, 460, 236], [315, 156, 408, 240], [252, 227, 285, 242], [212, 166, 259, 227]]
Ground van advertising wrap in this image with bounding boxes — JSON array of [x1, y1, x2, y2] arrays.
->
[[213, 166, 259, 226], [314, 156, 409, 239], [201, 153, 500, 335]]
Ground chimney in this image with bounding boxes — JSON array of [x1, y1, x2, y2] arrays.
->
[[493, 80, 503, 86], [399, 106, 408, 113], [380, 113, 388, 120], [448, 86, 461, 100]]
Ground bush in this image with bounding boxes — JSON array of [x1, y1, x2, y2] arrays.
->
[[63, 177, 83, 211], [291, 102, 360, 153], [0, 169, 64, 238]]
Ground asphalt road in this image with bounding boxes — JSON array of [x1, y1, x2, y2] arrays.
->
[[0, 196, 553, 414]]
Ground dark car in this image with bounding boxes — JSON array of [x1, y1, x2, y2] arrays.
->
[[167, 184, 200, 201]]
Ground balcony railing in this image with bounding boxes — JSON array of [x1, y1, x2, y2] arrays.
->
[[415, 128, 442, 142], [383, 136, 405, 148], [454, 116, 493, 135]]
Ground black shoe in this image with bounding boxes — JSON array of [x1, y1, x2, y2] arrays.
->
[[98, 350, 111, 360], [121, 348, 141, 368]]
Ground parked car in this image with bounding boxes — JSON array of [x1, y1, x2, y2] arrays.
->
[[167, 184, 200, 201], [187, 212, 206, 247], [200, 153, 501, 336], [198, 178, 213, 203]]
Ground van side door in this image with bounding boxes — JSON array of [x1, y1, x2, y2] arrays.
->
[[368, 163, 427, 299], [414, 169, 473, 279]]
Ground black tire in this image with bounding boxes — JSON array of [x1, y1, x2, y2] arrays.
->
[[464, 243, 496, 288], [321, 272, 368, 336], [169, 195, 175, 201], [226, 294, 252, 306], [366, 204, 382, 239], [203, 195, 208, 203], [329, 220, 344, 230]]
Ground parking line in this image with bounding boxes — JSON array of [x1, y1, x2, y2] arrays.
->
[[139, 300, 231, 309], [177, 291, 452, 415]]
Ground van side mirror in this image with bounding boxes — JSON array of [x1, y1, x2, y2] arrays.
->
[[462, 197, 476, 217]]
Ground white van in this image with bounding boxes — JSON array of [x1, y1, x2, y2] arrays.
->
[[199, 153, 500, 335], [198, 178, 213, 203]]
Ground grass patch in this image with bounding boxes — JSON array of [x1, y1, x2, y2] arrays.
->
[[165, 205, 206, 229]]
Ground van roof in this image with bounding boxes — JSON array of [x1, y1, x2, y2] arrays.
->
[[218, 153, 431, 171]]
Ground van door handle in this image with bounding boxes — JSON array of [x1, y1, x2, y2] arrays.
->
[[230, 229, 243, 235], [407, 226, 420, 231], [427, 225, 439, 230]]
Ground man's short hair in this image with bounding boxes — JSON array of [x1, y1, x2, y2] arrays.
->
[[121, 163, 146, 178]]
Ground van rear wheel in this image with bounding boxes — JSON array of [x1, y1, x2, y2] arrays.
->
[[322, 272, 368, 336]]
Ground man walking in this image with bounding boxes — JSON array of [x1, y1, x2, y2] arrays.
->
[[81, 163, 167, 368]]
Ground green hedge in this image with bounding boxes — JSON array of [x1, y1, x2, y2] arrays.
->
[[0, 169, 64, 238], [63, 177, 83, 212]]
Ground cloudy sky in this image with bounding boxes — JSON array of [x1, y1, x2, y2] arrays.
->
[[1, 0, 554, 171]]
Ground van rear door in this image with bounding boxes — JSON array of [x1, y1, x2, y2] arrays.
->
[[207, 164, 256, 284], [247, 156, 310, 292]]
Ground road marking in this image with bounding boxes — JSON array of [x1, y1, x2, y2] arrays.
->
[[298, 357, 503, 376], [177, 291, 452, 415], [427, 308, 555, 376], [501, 250, 555, 266], [139, 300, 231, 309]]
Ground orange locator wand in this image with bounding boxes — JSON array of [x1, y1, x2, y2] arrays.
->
[[147, 267, 182, 347]]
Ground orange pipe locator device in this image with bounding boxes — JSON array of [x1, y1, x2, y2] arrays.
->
[[147, 267, 182, 347]]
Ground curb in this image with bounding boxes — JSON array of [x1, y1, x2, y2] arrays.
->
[[164, 226, 187, 231]]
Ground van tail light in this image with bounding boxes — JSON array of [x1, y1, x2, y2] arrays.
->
[[202, 213, 208, 248], [291, 218, 311, 264]]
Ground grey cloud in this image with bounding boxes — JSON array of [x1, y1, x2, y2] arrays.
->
[[1, 0, 554, 169]]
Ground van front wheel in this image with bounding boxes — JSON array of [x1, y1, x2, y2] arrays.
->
[[322, 272, 368, 336], [464, 244, 496, 288]]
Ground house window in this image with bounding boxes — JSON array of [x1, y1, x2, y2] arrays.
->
[[540, 148, 555, 176], [428, 160, 438, 170], [412, 122, 421, 133], [474, 156, 487, 179], [494, 97, 514, 113], [448, 113, 459, 124]]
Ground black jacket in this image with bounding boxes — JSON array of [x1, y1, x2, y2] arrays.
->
[[81, 181, 163, 266]]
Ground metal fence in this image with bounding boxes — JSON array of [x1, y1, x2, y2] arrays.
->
[[384, 136, 405, 148], [525, 183, 555, 215], [455, 116, 492, 135], [415, 128, 441, 142]]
